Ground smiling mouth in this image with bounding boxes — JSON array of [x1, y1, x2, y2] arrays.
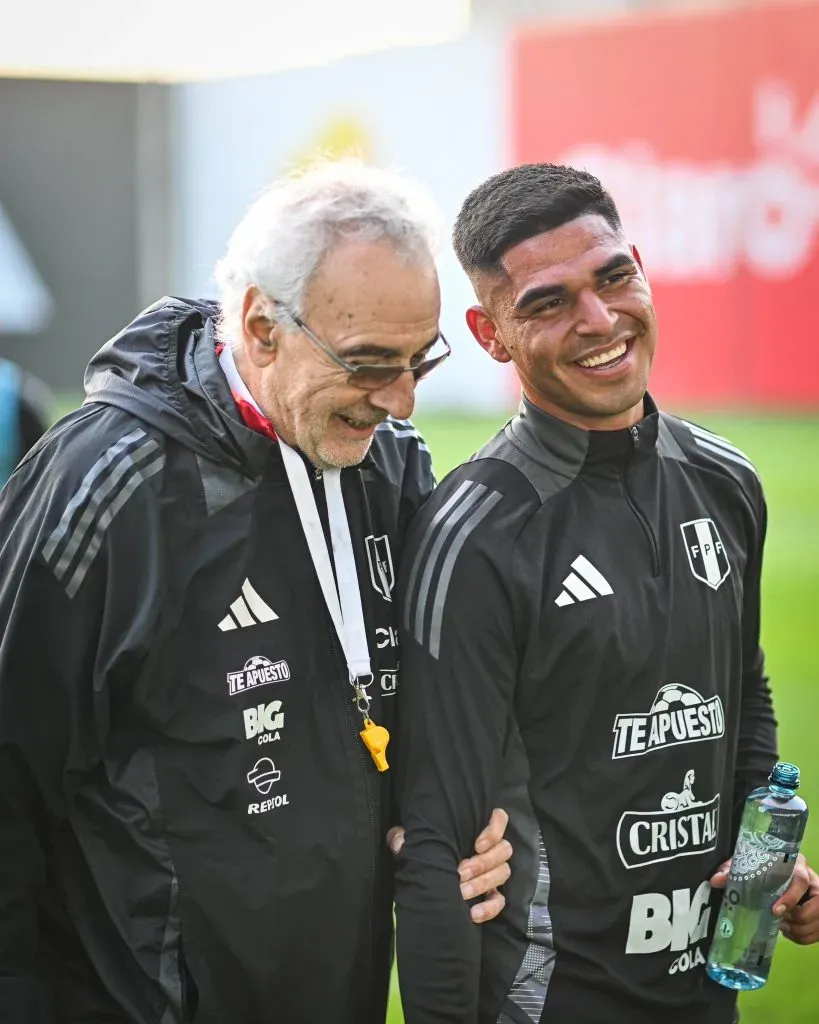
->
[[576, 338, 631, 369], [337, 414, 381, 431]]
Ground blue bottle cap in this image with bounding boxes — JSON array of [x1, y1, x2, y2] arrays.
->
[[770, 762, 800, 789]]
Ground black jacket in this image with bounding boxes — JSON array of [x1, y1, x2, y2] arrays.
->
[[0, 297, 434, 1024], [394, 395, 776, 1024]]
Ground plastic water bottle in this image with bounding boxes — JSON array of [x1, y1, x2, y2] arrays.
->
[[706, 762, 808, 991]]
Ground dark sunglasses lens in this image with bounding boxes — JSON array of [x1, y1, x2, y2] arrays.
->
[[347, 343, 450, 388], [348, 366, 404, 389], [412, 352, 448, 382]]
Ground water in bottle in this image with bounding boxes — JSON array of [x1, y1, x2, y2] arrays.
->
[[706, 761, 808, 991]]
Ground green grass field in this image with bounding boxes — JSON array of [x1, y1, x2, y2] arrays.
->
[[384, 409, 819, 1024]]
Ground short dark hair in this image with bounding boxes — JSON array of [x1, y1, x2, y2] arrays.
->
[[453, 163, 622, 276]]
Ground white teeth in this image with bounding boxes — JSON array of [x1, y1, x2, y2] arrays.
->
[[578, 341, 627, 368]]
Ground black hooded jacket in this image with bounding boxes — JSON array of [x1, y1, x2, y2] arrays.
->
[[0, 297, 434, 1024]]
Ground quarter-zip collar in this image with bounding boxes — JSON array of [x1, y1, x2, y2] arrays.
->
[[510, 392, 660, 476]]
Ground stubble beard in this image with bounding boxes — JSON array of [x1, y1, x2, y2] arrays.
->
[[300, 410, 376, 470]]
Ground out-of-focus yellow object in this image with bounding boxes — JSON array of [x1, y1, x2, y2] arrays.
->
[[288, 115, 374, 173]]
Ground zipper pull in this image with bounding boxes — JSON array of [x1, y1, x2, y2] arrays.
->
[[630, 425, 640, 449], [315, 467, 323, 480]]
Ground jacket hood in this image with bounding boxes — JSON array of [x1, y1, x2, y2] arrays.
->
[[83, 296, 275, 477]]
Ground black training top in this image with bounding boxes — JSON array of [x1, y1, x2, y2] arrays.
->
[[394, 394, 776, 1024]]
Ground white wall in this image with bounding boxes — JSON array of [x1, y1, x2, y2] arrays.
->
[[170, 31, 517, 412]]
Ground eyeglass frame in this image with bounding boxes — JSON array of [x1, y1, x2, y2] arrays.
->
[[271, 301, 451, 390]]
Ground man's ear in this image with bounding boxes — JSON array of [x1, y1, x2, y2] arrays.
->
[[242, 287, 279, 367], [465, 306, 512, 364]]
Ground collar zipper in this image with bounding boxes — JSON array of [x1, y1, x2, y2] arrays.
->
[[623, 425, 660, 577]]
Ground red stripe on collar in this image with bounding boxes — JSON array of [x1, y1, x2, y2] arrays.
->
[[230, 393, 278, 441], [216, 342, 278, 441]]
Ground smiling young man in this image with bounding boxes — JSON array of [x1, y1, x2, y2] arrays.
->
[[393, 163, 819, 1024], [0, 163, 511, 1024]]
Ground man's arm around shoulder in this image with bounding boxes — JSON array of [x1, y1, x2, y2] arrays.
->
[[394, 471, 520, 1024]]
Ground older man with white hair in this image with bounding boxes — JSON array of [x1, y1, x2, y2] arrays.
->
[[0, 163, 510, 1024]]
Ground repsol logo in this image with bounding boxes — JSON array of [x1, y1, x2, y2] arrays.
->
[[612, 684, 725, 759], [248, 794, 290, 814], [616, 770, 720, 869]]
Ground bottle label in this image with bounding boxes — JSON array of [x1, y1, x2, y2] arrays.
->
[[767, 812, 807, 842], [730, 826, 789, 882], [718, 918, 734, 938], [708, 806, 804, 985], [764, 923, 781, 960]]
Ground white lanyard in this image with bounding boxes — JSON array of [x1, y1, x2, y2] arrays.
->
[[278, 443, 372, 686], [218, 345, 373, 696]]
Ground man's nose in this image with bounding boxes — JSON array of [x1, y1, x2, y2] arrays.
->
[[575, 289, 617, 335], [368, 371, 416, 421]]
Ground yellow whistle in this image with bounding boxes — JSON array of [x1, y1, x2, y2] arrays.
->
[[360, 718, 390, 772]]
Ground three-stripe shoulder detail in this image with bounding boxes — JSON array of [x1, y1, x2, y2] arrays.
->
[[403, 479, 502, 659], [42, 427, 165, 598], [375, 418, 429, 453], [681, 421, 759, 476]]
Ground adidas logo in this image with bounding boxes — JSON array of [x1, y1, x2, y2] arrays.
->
[[218, 578, 279, 631], [554, 555, 614, 606]]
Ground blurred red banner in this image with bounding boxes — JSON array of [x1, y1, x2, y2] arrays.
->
[[513, 0, 819, 407]]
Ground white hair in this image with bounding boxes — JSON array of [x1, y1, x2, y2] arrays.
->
[[213, 160, 443, 349]]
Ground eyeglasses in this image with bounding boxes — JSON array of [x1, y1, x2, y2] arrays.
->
[[273, 302, 451, 390]]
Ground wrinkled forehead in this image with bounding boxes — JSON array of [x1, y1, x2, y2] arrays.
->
[[307, 238, 441, 326], [498, 214, 629, 300]]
